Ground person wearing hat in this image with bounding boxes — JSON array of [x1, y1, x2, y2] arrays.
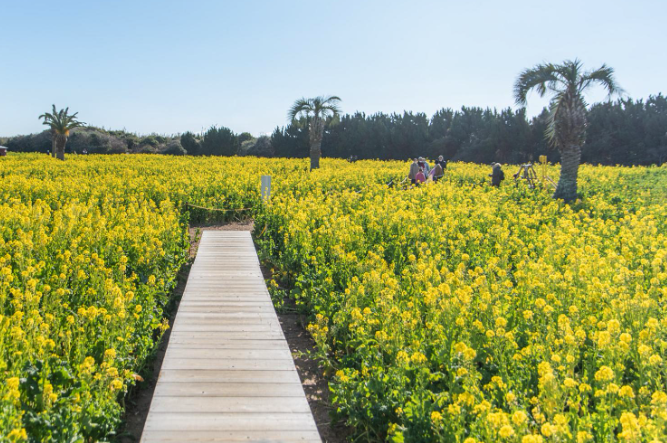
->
[[490, 163, 505, 187]]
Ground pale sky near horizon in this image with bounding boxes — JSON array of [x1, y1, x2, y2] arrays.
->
[[1, 0, 665, 137]]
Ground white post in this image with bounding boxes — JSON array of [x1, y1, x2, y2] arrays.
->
[[261, 175, 271, 202]]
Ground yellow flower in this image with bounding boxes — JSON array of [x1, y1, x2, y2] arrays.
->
[[651, 391, 667, 406], [512, 410, 528, 426], [619, 332, 632, 344], [649, 354, 663, 366], [619, 385, 635, 398], [594, 366, 614, 382], [7, 428, 27, 440], [499, 425, 514, 438], [6, 377, 20, 390], [563, 377, 578, 388], [447, 403, 461, 415]]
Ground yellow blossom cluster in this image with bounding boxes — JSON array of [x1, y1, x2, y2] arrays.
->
[[1, 153, 666, 442]]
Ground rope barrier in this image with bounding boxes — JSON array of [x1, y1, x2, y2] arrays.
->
[[185, 202, 254, 212]]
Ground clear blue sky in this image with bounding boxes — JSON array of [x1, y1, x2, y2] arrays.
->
[[1, 0, 665, 137]]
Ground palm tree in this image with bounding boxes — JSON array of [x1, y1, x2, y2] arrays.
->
[[288, 96, 341, 170], [514, 60, 622, 202], [39, 105, 86, 160]]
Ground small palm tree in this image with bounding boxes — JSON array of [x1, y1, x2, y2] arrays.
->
[[288, 96, 341, 170], [514, 60, 622, 201], [39, 105, 86, 160]]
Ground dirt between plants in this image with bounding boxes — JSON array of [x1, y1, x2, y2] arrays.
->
[[115, 220, 349, 443]]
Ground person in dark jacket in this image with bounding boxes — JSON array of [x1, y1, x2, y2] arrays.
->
[[435, 155, 448, 170], [490, 163, 505, 187]]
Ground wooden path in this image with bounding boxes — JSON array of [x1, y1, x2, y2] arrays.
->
[[141, 231, 321, 443]]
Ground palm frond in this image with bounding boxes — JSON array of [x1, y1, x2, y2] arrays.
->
[[321, 95, 341, 103], [552, 59, 583, 87], [513, 63, 561, 106], [288, 96, 342, 121], [320, 103, 342, 117], [287, 98, 313, 122], [39, 104, 85, 134], [579, 64, 624, 97], [545, 93, 564, 145]]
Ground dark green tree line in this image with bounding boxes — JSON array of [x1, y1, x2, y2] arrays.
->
[[271, 95, 666, 166], [4, 95, 666, 166]]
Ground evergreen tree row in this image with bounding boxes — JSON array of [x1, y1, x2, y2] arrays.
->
[[3, 95, 665, 165], [272, 95, 667, 165]]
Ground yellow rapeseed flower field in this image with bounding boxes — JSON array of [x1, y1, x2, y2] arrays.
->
[[0, 153, 666, 442]]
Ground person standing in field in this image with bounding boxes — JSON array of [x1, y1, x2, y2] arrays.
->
[[408, 158, 419, 184], [432, 163, 444, 182], [418, 157, 431, 176], [490, 163, 505, 187], [435, 155, 448, 170], [415, 167, 426, 185]]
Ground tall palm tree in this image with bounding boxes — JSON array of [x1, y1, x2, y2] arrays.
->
[[39, 105, 86, 160], [514, 60, 622, 201], [288, 96, 341, 170]]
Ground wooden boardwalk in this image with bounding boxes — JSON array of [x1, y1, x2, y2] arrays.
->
[[141, 231, 321, 443]]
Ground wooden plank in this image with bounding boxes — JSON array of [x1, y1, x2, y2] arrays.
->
[[181, 294, 270, 299], [166, 343, 289, 350], [148, 396, 312, 413], [161, 358, 296, 371], [167, 339, 289, 350], [144, 412, 319, 431], [171, 324, 282, 332], [141, 232, 320, 442], [158, 369, 301, 384], [177, 301, 275, 307], [173, 312, 279, 321], [153, 382, 304, 397], [163, 348, 293, 360], [141, 430, 320, 443], [175, 307, 279, 316], [176, 305, 276, 313], [168, 331, 284, 340]]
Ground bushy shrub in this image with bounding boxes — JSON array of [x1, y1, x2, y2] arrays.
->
[[162, 140, 186, 156], [239, 136, 274, 157], [5, 131, 52, 153], [180, 131, 200, 155]]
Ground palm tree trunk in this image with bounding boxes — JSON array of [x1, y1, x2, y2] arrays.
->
[[310, 142, 321, 170], [309, 119, 324, 170], [55, 134, 67, 161], [553, 144, 581, 202]]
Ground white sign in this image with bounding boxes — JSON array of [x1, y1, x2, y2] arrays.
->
[[261, 175, 271, 202]]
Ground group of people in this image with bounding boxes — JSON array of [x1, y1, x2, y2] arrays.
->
[[407, 157, 507, 187], [408, 156, 448, 184]]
